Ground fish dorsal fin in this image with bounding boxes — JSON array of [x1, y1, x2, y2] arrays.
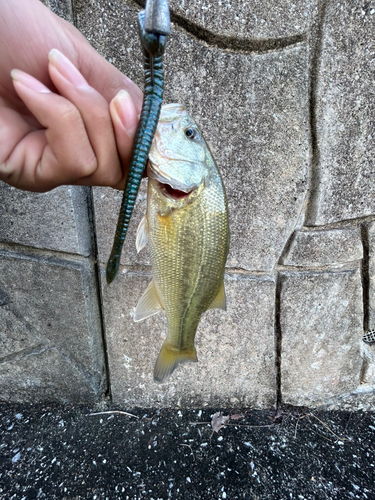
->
[[134, 279, 163, 322], [136, 215, 149, 253], [207, 281, 226, 311]]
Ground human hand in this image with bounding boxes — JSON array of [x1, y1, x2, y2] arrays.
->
[[0, 0, 142, 192]]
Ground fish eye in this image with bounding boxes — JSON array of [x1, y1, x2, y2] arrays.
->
[[185, 128, 199, 140]]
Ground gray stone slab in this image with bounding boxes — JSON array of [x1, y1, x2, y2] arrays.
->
[[0, 183, 93, 256], [312, 2, 375, 225], [40, 0, 73, 22], [364, 221, 375, 402], [83, 1, 310, 271], [168, 0, 316, 39], [102, 268, 276, 408], [93, 182, 150, 266], [0, 249, 106, 403], [0, 348, 99, 403], [320, 387, 375, 412], [361, 342, 375, 386], [281, 227, 363, 267], [318, 336, 375, 411], [280, 268, 364, 407], [367, 221, 375, 330], [0, 307, 36, 358]]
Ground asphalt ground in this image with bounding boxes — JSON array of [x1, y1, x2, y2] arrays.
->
[[0, 403, 374, 499]]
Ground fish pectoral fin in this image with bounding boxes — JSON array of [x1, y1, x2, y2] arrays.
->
[[136, 214, 149, 253], [207, 281, 227, 311], [154, 341, 198, 383], [134, 280, 163, 322]]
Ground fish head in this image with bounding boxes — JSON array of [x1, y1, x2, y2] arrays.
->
[[148, 104, 210, 204]]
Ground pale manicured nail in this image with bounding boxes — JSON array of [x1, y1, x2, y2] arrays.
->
[[11, 69, 51, 93], [112, 89, 138, 136], [48, 48, 90, 89]]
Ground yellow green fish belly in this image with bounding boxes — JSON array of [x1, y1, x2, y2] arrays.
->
[[147, 173, 229, 381]]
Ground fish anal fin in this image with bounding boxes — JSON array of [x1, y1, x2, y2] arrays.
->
[[207, 281, 226, 311], [134, 280, 163, 322], [154, 341, 198, 383], [136, 214, 149, 253]]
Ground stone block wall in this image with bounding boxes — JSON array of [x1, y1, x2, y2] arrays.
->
[[1, 0, 374, 409]]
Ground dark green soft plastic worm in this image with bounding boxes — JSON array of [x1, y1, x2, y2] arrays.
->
[[106, 12, 167, 284]]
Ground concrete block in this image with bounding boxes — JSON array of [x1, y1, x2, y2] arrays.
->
[[0, 183, 93, 256], [93, 182, 150, 266], [367, 221, 375, 330], [102, 268, 276, 408], [282, 228, 363, 267], [0, 348, 100, 404], [168, 0, 316, 39], [0, 248, 106, 403], [40, 0, 73, 21], [320, 387, 375, 412], [280, 268, 363, 407], [363, 221, 375, 402], [313, 1, 375, 224]]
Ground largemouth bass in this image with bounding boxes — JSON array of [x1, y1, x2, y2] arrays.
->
[[134, 103, 230, 382]]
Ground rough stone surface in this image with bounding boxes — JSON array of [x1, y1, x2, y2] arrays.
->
[[320, 386, 375, 412], [168, 0, 316, 40], [93, 183, 150, 266], [82, 0, 310, 271], [0, 248, 106, 403], [102, 269, 276, 408], [280, 268, 364, 407], [363, 220, 375, 402], [0, 183, 93, 257], [281, 227, 363, 267], [367, 221, 375, 330], [311, 2, 375, 225], [41, 0, 73, 21], [361, 343, 375, 388]]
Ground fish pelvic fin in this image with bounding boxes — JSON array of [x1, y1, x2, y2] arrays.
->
[[134, 279, 163, 322], [207, 281, 226, 311], [154, 341, 198, 383], [136, 214, 149, 253]]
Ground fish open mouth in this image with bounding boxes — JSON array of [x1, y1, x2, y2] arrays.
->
[[158, 181, 192, 200], [147, 160, 195, 200]]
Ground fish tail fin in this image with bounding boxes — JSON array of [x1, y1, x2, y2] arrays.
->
[[154, 341, 198, 383]]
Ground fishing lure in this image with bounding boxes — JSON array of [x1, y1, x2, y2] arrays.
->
[[106, 0, 170, 284]]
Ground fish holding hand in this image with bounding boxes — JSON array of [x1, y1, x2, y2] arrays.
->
[[134, 103, 230, 382]]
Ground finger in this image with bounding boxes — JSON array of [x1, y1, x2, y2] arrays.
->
[[47, 49, 123, 187], [6, 69, 99, 190], [0, 103, 37, 186], [110, 89, 139, 189]]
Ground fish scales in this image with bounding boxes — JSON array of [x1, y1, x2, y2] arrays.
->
[[148, 177, 228, 349]]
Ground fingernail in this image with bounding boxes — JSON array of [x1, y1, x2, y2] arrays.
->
[[112, 89, 138, 136], [48, 48, 90, 89], [11, 69, 51, 93]]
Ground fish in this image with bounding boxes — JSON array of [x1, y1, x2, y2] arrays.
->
[[134, 103, 230, 382]]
